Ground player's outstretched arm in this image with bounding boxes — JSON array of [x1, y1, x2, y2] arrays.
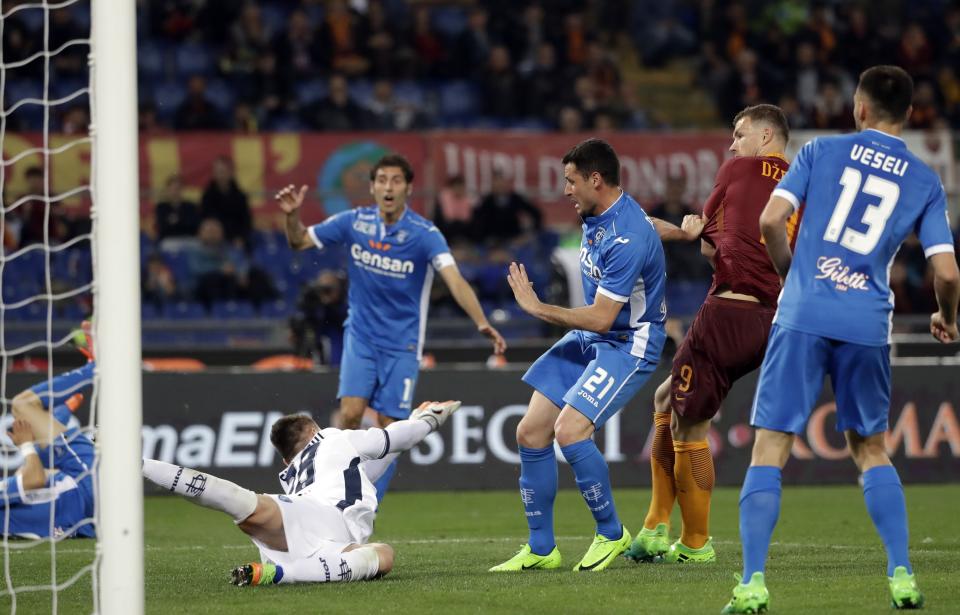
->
[[759, 195, 795, 279], [347, 401, 462, 462], [507, 262, 621, 333], [649, 215, 704, 242], [929, 252, 960, 343], [438, 265, 507, 354], [276, 184, 314, 251]]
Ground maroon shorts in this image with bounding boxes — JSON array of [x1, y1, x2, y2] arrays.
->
[[670, 295, 775, 422]]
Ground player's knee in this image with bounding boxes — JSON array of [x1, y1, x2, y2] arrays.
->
[[516, 418, 552, 449], [553, 415, 592, 447], [338, 403, 365, 429], [847, 435, 888, 471]]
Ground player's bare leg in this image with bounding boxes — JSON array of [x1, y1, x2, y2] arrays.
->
[[628, 377, 675, 562], [490, 392, 562, 571], [339, 396, 369, 429], [11, 391, 67, 445], [846, 431, 923, 609], [663, 412, 715, 563]]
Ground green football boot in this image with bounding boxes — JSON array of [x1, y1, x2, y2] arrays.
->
[[573, 526, 631, 572], [664, 537, 717, 563], [230, 562, 279, 586], [721, 572, 769, 614], [624, 523, 670, 562], [488, 544, 562, 572], [888, 566, 924, 609]]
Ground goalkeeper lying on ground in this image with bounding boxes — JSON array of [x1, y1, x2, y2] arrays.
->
[[143, 400, 462, 586], [2, 325, 96, 539]]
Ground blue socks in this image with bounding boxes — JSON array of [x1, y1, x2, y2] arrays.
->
[[373, 458, 399, 505], [739, 465, 782, 579], [561, 439, 622, 540], [862, 465, 912, 576], [29, 363, 95, 410], [519, 445, 557, 555]]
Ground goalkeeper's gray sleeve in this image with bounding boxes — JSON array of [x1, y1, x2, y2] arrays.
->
[[345, 419, 432, 461]]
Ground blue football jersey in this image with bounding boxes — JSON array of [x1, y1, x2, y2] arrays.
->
[[773, 129, 955, 346], [308, 205, 454, 356], [579, 192, 667, 361]]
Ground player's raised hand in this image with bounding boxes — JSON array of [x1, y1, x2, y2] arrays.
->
[[478, 322, 507, 355], [507, 262, 541, 316], [930, 311, 959, 343], [276, 184, 307, 214], [680, 214, 705, 240]]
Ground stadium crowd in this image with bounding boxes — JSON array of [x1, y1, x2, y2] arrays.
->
[[2, 0, 959, 350]]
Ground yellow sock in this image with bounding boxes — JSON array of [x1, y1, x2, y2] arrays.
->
[[673, 440, 714, 549], [643, 411, 676, 530]]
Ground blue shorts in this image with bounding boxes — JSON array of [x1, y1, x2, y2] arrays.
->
[[4, 474, 95, 539], [338, 332, 420, 420], [522, 330, 657, 430], [751, 324, 891, 436]]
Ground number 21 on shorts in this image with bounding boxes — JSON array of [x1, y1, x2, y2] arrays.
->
[[583, 367, 616, 399]]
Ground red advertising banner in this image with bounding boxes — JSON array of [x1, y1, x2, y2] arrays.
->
[[3, 130, 952, 230]]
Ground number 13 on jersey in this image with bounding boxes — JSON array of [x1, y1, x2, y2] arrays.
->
[[824, 166, 900, 255]]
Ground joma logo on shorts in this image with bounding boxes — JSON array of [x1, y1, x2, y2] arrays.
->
[[577, 390, 599, 407]]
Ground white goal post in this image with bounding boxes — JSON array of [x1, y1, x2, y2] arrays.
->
[[91, 0, 144, 613]]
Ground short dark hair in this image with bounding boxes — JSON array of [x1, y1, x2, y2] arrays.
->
[[858, 65, 913, 123], [270, 414, 317, 461], [561, 138, 620, 186], [370, 154, 414, 183], [733, 104, 790, 143]]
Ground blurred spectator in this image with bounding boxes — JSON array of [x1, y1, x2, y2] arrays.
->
[[220, 3, 272, 77], [433, 175, 476, 244], [898, 23, 935, 79], [718, 48, 777, 121], [273, 9, 323, 85], [793, 42, 824, 112], [175, 76, 224, 130], [142, 254, 179, 309], [523, 42, 562, 118], [513, 4, 548, 75], [481, 46, 521, 119], [471, 170, 542, 245], [778, 93, 810, 130], [366, 80, 428, 131], [187, 218, 275, 309], [455, 8, 492, 76], [410, 6, 445, 77], [812, 80, 855, 130], [648, 175, 710, 282], [290, 270, 348, 365], [49, 8, 86, 76], [583, 41, 621, 103], [560, 13, 587, 66], [320, 0, 369, 76], [139, 103, 162, 134], [363, 0, 403, 79], [557, 106, 584, 132], [908, 81, 941, 129], [59, 106, 89, 136], [155, 174, 201, 243], [300, 74, 368, 130], [200, 157, 252, 250]]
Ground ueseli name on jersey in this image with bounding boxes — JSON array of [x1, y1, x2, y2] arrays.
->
[[350, 243, 415, 275], [815, 256, 870, 291], [850, 144, 909, 177]]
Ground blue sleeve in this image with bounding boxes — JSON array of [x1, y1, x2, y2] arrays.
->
[[307, 211, 351, 249], [0, 475, 24, 506], [774, 139, 817, 210], [423, 226, 454, 270], [596, 233, 645, 301], [916, 180, 955, 258]]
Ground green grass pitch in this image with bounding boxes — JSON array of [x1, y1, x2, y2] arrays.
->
[[2, 485, 958, 613]]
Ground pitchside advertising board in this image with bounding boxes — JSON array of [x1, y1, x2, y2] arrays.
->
[[8, 367, 960, 493]]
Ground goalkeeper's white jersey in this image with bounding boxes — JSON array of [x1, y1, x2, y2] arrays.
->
[[277, 428, 386, 543]]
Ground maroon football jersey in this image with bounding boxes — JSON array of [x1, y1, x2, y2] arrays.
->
[[701, 155, 802, 307]]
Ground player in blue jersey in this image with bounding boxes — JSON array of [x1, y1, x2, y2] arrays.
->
[[277, 154, 505, 500], [490, 138, 667, 572], [722, 66, 960, 614], [2, 345, 97, 539]]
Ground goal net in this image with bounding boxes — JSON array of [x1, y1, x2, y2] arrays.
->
[[0, 1, 142, 613]]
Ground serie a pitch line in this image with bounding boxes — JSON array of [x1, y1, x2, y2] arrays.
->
[[7, 536, 956, 556]]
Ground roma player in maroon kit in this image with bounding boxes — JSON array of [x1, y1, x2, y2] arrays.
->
[[631, 104, 802, 564]]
